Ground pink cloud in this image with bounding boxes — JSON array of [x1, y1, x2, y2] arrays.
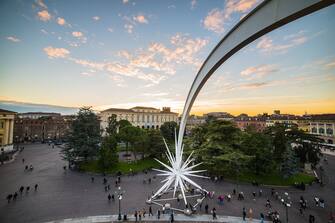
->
[[257, 31, 308, 54], [241, 64, 278, 79], [203, 9, 225, 33], [92, 16, 100, 21], [6, 36, 20, 42], [203, 0, 260, 33]]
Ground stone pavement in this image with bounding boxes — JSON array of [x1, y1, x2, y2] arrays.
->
[[0, 143, 334, 223], [44, 214, 270, 223]]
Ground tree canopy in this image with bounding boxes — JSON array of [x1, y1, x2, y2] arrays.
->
[[61, 107, 101, 163]]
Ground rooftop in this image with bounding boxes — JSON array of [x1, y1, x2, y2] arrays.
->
[[0, 108, 16, 114]]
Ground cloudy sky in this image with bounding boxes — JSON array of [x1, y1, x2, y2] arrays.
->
[[1, 0, 335, 115]]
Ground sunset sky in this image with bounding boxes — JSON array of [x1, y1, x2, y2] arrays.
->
[[1, 0, 335, 116]]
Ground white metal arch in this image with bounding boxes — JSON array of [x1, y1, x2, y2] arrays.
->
[[177, 0, 335, 149]]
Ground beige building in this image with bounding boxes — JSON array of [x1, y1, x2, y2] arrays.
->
[[0, 109, 16, 152], [308, 114, 335, 145], [99, 106, 178, 133]]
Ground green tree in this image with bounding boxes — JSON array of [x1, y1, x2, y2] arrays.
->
[[240, 132, 273, 175], [264, 124, 288, 163], [105, 114, 118, 136], [98, 136, 118, 171], [285, 127, 322, 166], [146, 129, 165, 158], [119, 125, 143, 159], [98, 115, 119, 172], [281, 144, 300, 178], [160, 121, 178, 142], [119, 119, 132, 130], [61, 107, 101, 163]]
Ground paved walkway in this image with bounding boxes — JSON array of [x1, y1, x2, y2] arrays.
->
[[0, 143, 334, 223], [44, 214, 270, 223]]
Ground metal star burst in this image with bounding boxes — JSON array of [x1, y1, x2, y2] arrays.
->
[[151, 131, 208, 205]]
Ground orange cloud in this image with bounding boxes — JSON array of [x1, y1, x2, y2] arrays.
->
[[57, 17, 66, 26], [133, 14, 148, 24], [43, 46, 70, 58], [72, 31, 83, 37], [37, 10, 51, 21], [241, 64, 278, 79]]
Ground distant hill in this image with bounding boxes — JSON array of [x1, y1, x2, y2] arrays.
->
[[0, 100, 78, 115]]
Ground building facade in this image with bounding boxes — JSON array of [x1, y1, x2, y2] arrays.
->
[[17, 112, 61, 119], [14, 114, 74, 142], [0, 109, 16, 152], [99, 106, 178, 132], [308, 114, 335, 145]]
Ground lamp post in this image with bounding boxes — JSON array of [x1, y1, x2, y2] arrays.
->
[[115, 186, 125, 221], [281, 192, 291, 223]]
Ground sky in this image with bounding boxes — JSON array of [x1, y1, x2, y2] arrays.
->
[[0, 0, 335, 116]]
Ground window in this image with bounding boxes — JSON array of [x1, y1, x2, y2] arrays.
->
[[0, 121, 4, 129], [319, 128, 325, 134], [311, 127, 317, 133], [326, 128, 333, 135]]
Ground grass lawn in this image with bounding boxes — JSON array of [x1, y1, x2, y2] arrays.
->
[[79, 157, 161, 174], [236, 172, 315, 186]]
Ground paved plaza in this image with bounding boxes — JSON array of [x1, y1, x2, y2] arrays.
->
[[0, 144, 334, 223]]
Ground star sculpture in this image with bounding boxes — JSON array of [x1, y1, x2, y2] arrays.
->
[[151, 131, 208, 205]]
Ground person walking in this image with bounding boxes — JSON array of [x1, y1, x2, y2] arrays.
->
[[91, 177, 94, 183], [142, 208, 146, 218], [138, 211, 142, 221], [19, 186, 24, 194], [103, 178, 107, 184], [112, 194, 115, 201], [6, 194, 12, 203], [134, 211, 138, 222], [34, 184, 38, 191], [157, 210, 160, 219], [22, 158, 25, 163], [108, 194, 111, 202], [248, 208, 253, 222], [149, 206, 153, 216], [266, 199, 271, 208], [242, 207, 246, 221], [13, 192, 18, 200], [212, 207, 217, 220], [260, 213, 264, 223], [26, 186, 30, 193], [170, 211, 174, 223], [205, 204, 209, 214]]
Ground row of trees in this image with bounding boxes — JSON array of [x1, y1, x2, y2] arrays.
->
[[60, 107, 178, 171], [184, 119, 323, 178]]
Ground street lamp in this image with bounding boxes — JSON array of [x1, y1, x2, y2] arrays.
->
[[115, 186, 125, 221], [281, 192, 291, 223]]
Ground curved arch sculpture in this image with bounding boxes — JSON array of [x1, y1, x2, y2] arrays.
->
[[177, 0, 335, 149]]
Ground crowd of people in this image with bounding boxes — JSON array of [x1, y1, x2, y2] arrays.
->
[[4, 145, 333, 223]]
